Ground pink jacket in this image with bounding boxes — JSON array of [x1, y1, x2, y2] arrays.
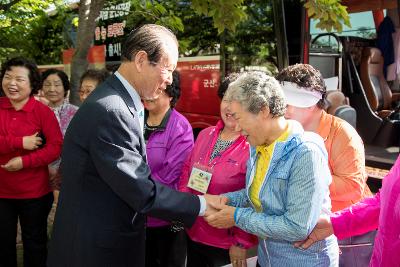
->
[[178, 120, 258, 249], [331, 155, 400, 267]]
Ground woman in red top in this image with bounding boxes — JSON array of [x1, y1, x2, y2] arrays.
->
[[0, 57, 63, 267]]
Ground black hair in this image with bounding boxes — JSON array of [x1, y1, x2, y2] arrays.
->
[[0, 57, 42, 96], [165, 71, 180, 108], [218, 73, 240, 99], [275, 64, 327, 109], [41, 69, 70, 97], [79, 69, 110, 87]]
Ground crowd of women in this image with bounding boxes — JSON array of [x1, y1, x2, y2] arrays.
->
[[0, 56, 398, 267], [0, 57, 109, 267]]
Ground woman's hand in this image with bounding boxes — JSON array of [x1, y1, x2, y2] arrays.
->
[[23, 132, 42, 150], [294, 216, 334, 249], [229, 245, 247, 267], [1, 156, 23, 171], [205, 205, 236, 229]]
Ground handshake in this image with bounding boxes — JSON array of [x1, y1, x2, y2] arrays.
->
[[202, 194, 237, 229]]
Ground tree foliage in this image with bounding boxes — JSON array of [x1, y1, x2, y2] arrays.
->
[[304, 0, 351, 32], [191, 0, 247, 34], [0, 0, 72, 64]]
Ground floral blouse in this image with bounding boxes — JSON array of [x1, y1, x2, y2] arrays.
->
[[51, 101, 78, 136]]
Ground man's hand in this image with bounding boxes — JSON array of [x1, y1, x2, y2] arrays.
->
[[203, 194, 229, 217], [294, 216, 334, 249], [229, 245, 247, 267], [23, 132, 42, 150], [1, 157, 23, 171], [205, 205, 236, 229]]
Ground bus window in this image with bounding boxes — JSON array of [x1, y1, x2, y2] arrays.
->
[[310, 11, 378, 40]]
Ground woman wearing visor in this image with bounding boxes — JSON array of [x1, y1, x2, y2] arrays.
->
[[276, 64, 373, 266]]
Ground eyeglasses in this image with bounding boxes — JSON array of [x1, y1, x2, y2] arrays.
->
[[149, 61, 175, 76], [78, 90, 91, 96]]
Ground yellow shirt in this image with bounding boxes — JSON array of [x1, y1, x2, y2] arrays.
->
[[249, 125, 290, 212]]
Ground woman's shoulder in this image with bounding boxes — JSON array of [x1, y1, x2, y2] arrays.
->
[[64, 102, 79, 112], [197, 125, 218, 139], [169, 109, 192, 132], [286, 131, 328, 160], [170, 109, 190, 125]]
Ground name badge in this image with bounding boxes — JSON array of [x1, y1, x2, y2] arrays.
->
[[187, 167, 212, 194]]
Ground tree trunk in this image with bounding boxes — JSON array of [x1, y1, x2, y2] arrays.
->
[[69, 0, 105, 105]]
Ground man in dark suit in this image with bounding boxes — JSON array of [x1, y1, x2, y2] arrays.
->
[[47, 24, 217, 267]]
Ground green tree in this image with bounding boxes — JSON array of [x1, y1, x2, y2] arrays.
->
[[303, 0, 351, 32], [0, 0, 51, 62]]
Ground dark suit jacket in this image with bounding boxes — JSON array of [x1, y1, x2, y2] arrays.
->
[[47, 75, 200, 267]]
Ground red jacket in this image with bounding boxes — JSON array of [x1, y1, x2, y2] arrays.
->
[[179, 120, 258, 249], [0, 97, 63, 198]]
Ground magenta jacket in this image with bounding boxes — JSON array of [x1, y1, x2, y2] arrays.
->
[[178, 120, 258, 249], [146, 109, 194, 227], [331, 155, 400, 267]]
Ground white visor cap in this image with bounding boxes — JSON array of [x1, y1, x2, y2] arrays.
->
[[281, 81, 323, 108]]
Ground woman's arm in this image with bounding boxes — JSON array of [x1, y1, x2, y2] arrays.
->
[[233, 145, 330, 241], [21, 108, 63, 168]]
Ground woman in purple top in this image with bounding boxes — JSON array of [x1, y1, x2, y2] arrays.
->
[[144, 71, 194, 267]]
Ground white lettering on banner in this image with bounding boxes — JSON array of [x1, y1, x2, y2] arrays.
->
[[95, 27, 101, 41], [96, 21, 126, 41], [203, 79, 217, 88], [96, 1, 131, 21], [190, 64, 219, 70], [107, 43, 121, 57], [101, 26, 107, 40]]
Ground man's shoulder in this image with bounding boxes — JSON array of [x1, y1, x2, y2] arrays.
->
[[84, 82, 128, 112]]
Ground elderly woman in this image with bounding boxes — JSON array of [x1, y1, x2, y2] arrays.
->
[[41, 69, 78, 136], [179, 74, 258, 267], [78, 69, 110, 102], [0, 57, 63, 267], [42, 69, 78, 190], [144, 71, 194, 267], [206, 72, 338, 267]]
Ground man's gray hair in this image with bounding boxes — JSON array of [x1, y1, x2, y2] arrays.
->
[[121, 24, 178, 63], [224, 71, 287, 117]]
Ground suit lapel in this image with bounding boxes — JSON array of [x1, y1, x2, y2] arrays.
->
[[106, 74, 147, 161], [107, 75, 137, 115]]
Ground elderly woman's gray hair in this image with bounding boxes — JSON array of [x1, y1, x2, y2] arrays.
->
[[224, 72, 287, 117]]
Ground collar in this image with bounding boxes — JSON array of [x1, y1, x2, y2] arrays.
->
[[144, 108, 172, 131], [256, 122, 291, 153], [114, 71, 144, 112], [316, 110, 332, 141], [0, 96, 36, 112]]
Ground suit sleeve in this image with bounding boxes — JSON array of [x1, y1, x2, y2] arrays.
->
[[89, 108, 200, 226]]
